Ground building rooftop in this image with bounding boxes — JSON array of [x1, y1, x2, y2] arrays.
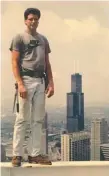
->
[[100, 143, 109, 147], [1, 161, 109, 176]]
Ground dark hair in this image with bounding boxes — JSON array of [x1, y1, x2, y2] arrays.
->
[[24, 8, 41, 20]]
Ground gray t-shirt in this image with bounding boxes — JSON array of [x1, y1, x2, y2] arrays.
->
[[10, 32, 51, 72]]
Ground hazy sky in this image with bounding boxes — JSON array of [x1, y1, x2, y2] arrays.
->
[[1, 1, 109, 110]]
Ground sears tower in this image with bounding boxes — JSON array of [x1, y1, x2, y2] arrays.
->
[[67, 73, 84, 132]]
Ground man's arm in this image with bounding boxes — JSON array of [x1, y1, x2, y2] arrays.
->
[[11, 50, 27, 99], [45, 54, 54, 85], [45, 54, 54, 98], [12, 50, 23, 85]]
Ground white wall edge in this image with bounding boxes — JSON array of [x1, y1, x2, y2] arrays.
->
[[1, 161, 109, 176]]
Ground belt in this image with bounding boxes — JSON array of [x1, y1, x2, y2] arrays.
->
[[20, 69, 45, 78]]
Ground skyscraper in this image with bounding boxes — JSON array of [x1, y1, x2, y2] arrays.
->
[[91, 118, 108, 161], [100, 143, 109, 161], [61, 131, 90, 161], [67, 73, 84, 132]]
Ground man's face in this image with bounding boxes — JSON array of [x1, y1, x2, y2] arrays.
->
[[25, 14, 39, 30]]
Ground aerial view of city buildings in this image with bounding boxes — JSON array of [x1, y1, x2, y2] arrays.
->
[[1, 73, 109, 162]]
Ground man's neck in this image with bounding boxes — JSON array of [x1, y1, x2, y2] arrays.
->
[[25, 28, 37, 36]]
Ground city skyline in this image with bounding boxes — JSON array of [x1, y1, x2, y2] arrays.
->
[[1, 1, 109, 110]]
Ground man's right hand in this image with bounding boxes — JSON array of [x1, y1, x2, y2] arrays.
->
[[18, 84, 27, 99]]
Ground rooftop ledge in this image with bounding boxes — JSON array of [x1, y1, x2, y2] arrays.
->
[[1, 161, 109, 176]]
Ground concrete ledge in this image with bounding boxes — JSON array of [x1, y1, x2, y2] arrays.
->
[[1, 161, 109, 176]]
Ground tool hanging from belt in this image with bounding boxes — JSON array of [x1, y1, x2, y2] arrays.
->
[[13, 83, 19, 113]]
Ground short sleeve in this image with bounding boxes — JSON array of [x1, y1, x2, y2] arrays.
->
[[43, 36, 51, 54], [9, 34, 22, 52]]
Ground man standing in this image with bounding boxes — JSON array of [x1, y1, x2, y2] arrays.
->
[[10, 8, 54, 166]]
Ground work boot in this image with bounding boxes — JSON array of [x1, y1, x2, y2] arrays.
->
[[12, 156, 22, 167], [28, 154, 52, 165]]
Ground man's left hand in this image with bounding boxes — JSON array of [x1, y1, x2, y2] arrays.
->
[[45, 80, 54, 98]]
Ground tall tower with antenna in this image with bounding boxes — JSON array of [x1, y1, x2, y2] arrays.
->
[[66, 60, 84, 132]]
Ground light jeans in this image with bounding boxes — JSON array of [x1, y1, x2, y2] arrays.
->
[[13, 76, 45, 157]]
